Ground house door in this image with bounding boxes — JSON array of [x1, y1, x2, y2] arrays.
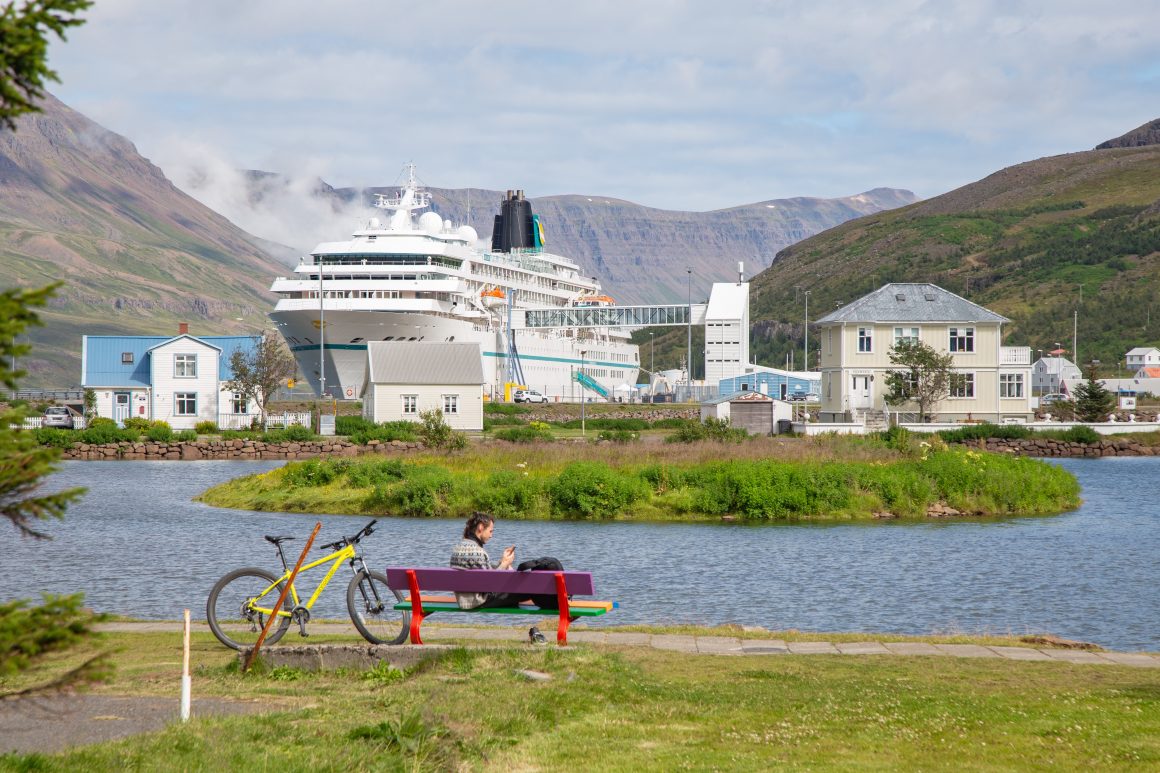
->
[[113, 392, 131, 425], [851, 376, 872, 409], [779, 383, 788, 400]]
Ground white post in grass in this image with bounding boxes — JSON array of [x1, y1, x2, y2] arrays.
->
[[181, 608, 191, 722]]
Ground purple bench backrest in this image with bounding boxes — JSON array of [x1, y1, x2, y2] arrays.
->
[[385, 567, 595, 596]]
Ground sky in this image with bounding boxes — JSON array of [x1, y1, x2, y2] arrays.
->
[[48, 0, 1160, 216]]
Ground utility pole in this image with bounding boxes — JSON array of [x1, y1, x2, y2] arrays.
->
[[580, 350, 587, 436], [318, 256, 326, 401], [803, 290, 811, 372], [686, 267, 693, 389]]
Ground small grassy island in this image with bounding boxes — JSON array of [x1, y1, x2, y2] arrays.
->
[[198, 433, 1080, 522]]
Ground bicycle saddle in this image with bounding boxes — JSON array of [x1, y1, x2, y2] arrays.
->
[[264, 535, 296, 545]]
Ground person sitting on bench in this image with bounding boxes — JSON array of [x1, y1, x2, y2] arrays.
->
[[450, 511, 527, 609]]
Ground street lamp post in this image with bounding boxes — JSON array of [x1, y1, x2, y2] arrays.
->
[[580, 350, 587, 436], [650, 331, 654, 375]]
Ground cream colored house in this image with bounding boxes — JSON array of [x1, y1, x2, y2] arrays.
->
[[361, 342, 485, 431], [815, 284, 1033, 423]]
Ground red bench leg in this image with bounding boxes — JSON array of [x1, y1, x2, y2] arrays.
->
[[554, 572, 574, 646], [406, 569, 425, 645]]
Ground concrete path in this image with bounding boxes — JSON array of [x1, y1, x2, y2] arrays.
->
[[97, 621, 1160, 667]]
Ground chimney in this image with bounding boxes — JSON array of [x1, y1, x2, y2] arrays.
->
[[178, 323, 189, 335]]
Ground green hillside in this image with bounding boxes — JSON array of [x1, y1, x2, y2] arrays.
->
[[748, 144, 1160, 372]]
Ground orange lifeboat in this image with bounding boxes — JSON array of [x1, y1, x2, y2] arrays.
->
[[575, 294, 615, 307]]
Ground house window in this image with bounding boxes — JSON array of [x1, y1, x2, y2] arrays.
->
[[857, 327, 872, 353], [402, 395, 417, 415], [443, 394, 459, 414], [949, 373, 975, 398], [175, 353, 197, 377], [893, 327, 919, 345], [175, 393, 198, 415], [949, 327, 974, 353], [231, 392, 246, 414], [1000, 373, 1024, 398], [121, 352, 134, 364]]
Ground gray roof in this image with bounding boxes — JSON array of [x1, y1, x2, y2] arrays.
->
[[816, 283, 1008, 325], [365, 342, 484, 386]]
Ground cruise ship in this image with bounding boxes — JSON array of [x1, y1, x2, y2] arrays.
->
[[269, 166, 639, 400]]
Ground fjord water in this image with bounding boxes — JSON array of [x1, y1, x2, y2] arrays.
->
[[3, 458, 1157, 651]]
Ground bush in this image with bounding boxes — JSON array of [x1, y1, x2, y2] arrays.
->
[[936, 423, 1033, 443], [482, 415, 528, 429], [552, 417, 650, 431], [86, 417, 116, 429], [145, 421, 173, 442], [690, 460, 855, 519], [173, 429, 198, 442], [77, 424, 139, 444], [364, 464, 457, 517], [194, 421, 218, 434], [34, 428, 75, 447], [335, 415, 375, 436], [547, 461, 650, 518], [666, 417, 748, 444], [122, 417, 153, 431], [263, 425, 315, 443], [473, 470, 544, 517], [350, 421, 420, 445], [484, 403, 530, 416], [344, 458, 407, 488], [284, 459, 344, 488], [1056, 425, 1101, 444], [418, 410, 467, 450], [493, 423, 553, 443]]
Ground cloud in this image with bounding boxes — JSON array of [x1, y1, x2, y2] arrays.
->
[[48, 1, 1160, 210]]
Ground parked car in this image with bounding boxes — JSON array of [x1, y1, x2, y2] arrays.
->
[[1040, 393, 1069, 405], [42, 406, 74, 429], [513, 389, 548, 404]]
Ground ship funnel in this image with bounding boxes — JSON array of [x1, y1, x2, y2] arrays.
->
[[491, 188, 537, 253]]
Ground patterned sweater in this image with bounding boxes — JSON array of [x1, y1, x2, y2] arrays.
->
[[450, 537, 499, 609]]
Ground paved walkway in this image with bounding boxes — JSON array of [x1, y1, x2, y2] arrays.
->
[[98, 622, 1160, 668]]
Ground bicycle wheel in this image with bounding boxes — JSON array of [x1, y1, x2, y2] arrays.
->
[[347, 569, 409, 645], [206, 567, 292, 651]]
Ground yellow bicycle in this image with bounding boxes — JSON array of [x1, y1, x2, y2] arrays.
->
[[206, 519, 409, 650]]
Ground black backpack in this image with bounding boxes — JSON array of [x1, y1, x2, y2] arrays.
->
[[517, 556, 565, 609]]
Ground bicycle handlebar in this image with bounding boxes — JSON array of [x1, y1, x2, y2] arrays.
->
[[318, 519, 378, 552]]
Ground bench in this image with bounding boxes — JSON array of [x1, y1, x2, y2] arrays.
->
[[384, 567, 616, 645]]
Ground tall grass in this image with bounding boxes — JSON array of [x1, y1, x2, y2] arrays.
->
[[198, 439, 1080, 522]]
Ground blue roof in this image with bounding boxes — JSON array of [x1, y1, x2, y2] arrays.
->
[[82, 335, 260, 387]]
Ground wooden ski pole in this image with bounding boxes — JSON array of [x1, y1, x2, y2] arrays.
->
[[243, 521, 322, 673]]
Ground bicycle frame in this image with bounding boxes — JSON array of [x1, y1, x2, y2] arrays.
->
[[250, 543, 363, 619]]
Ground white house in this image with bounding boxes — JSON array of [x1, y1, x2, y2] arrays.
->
[[361, 342, 485, 431], [815, 283, 1033, 423], [81, 330, 260, 429], [1125, 347, 1160, 373], [1032, 356, 1083, 395]]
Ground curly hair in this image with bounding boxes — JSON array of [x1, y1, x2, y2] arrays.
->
[[463, 510, 495, 542]]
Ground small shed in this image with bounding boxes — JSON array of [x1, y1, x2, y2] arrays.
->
[[362, 342, 485, 431], [700, 391, 792, 435]]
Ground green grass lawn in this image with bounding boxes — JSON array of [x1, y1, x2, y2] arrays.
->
[[3, 631, 1157, 771]]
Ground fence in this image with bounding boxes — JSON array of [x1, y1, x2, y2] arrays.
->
[[20, 415, 88, 430]]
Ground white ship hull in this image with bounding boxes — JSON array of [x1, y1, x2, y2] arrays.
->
[[271, 307, 639, 400]]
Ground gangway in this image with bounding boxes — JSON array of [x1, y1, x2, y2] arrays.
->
[[514, 303, 706, 330], [575, 370, 609, 397]]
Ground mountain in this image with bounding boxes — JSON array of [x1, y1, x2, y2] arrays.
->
[[748, 128, 1160, 371], [1095, 118, 1160, 150], [210, 172, 915, 305], [0, 94, 288, 387]]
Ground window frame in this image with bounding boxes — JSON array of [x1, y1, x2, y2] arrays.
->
[[174, 353, 198, 378], [175, 392, 198, 416], [999, 372, 1024, 399], [442, 394, 459, 415], [893, 326, 920, 346], [231, 392, 247, 414], [949, 327, 975, 353], [949, 372, 976, 399], [857, 327, 873, 353], [402, 394, 418, 415]]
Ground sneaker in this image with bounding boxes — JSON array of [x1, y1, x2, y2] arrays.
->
[[529, 626, 547, 644]]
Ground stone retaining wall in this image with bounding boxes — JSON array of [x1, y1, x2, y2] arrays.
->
[[974, 438, 1160, 457], [60, 438, 425, 460]]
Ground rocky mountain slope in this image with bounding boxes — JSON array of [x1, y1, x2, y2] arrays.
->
[[214, 172, 915, 304], [748, 121, 1160, 371], [0, 95, 288, 387]]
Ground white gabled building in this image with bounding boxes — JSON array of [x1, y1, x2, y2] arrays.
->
[[362, 342, 485, 431], [815, 283, 1033, 423], [702, 281, 750, 384], [1125, 347, 1160, 373], [81, 331, 260, 429]]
